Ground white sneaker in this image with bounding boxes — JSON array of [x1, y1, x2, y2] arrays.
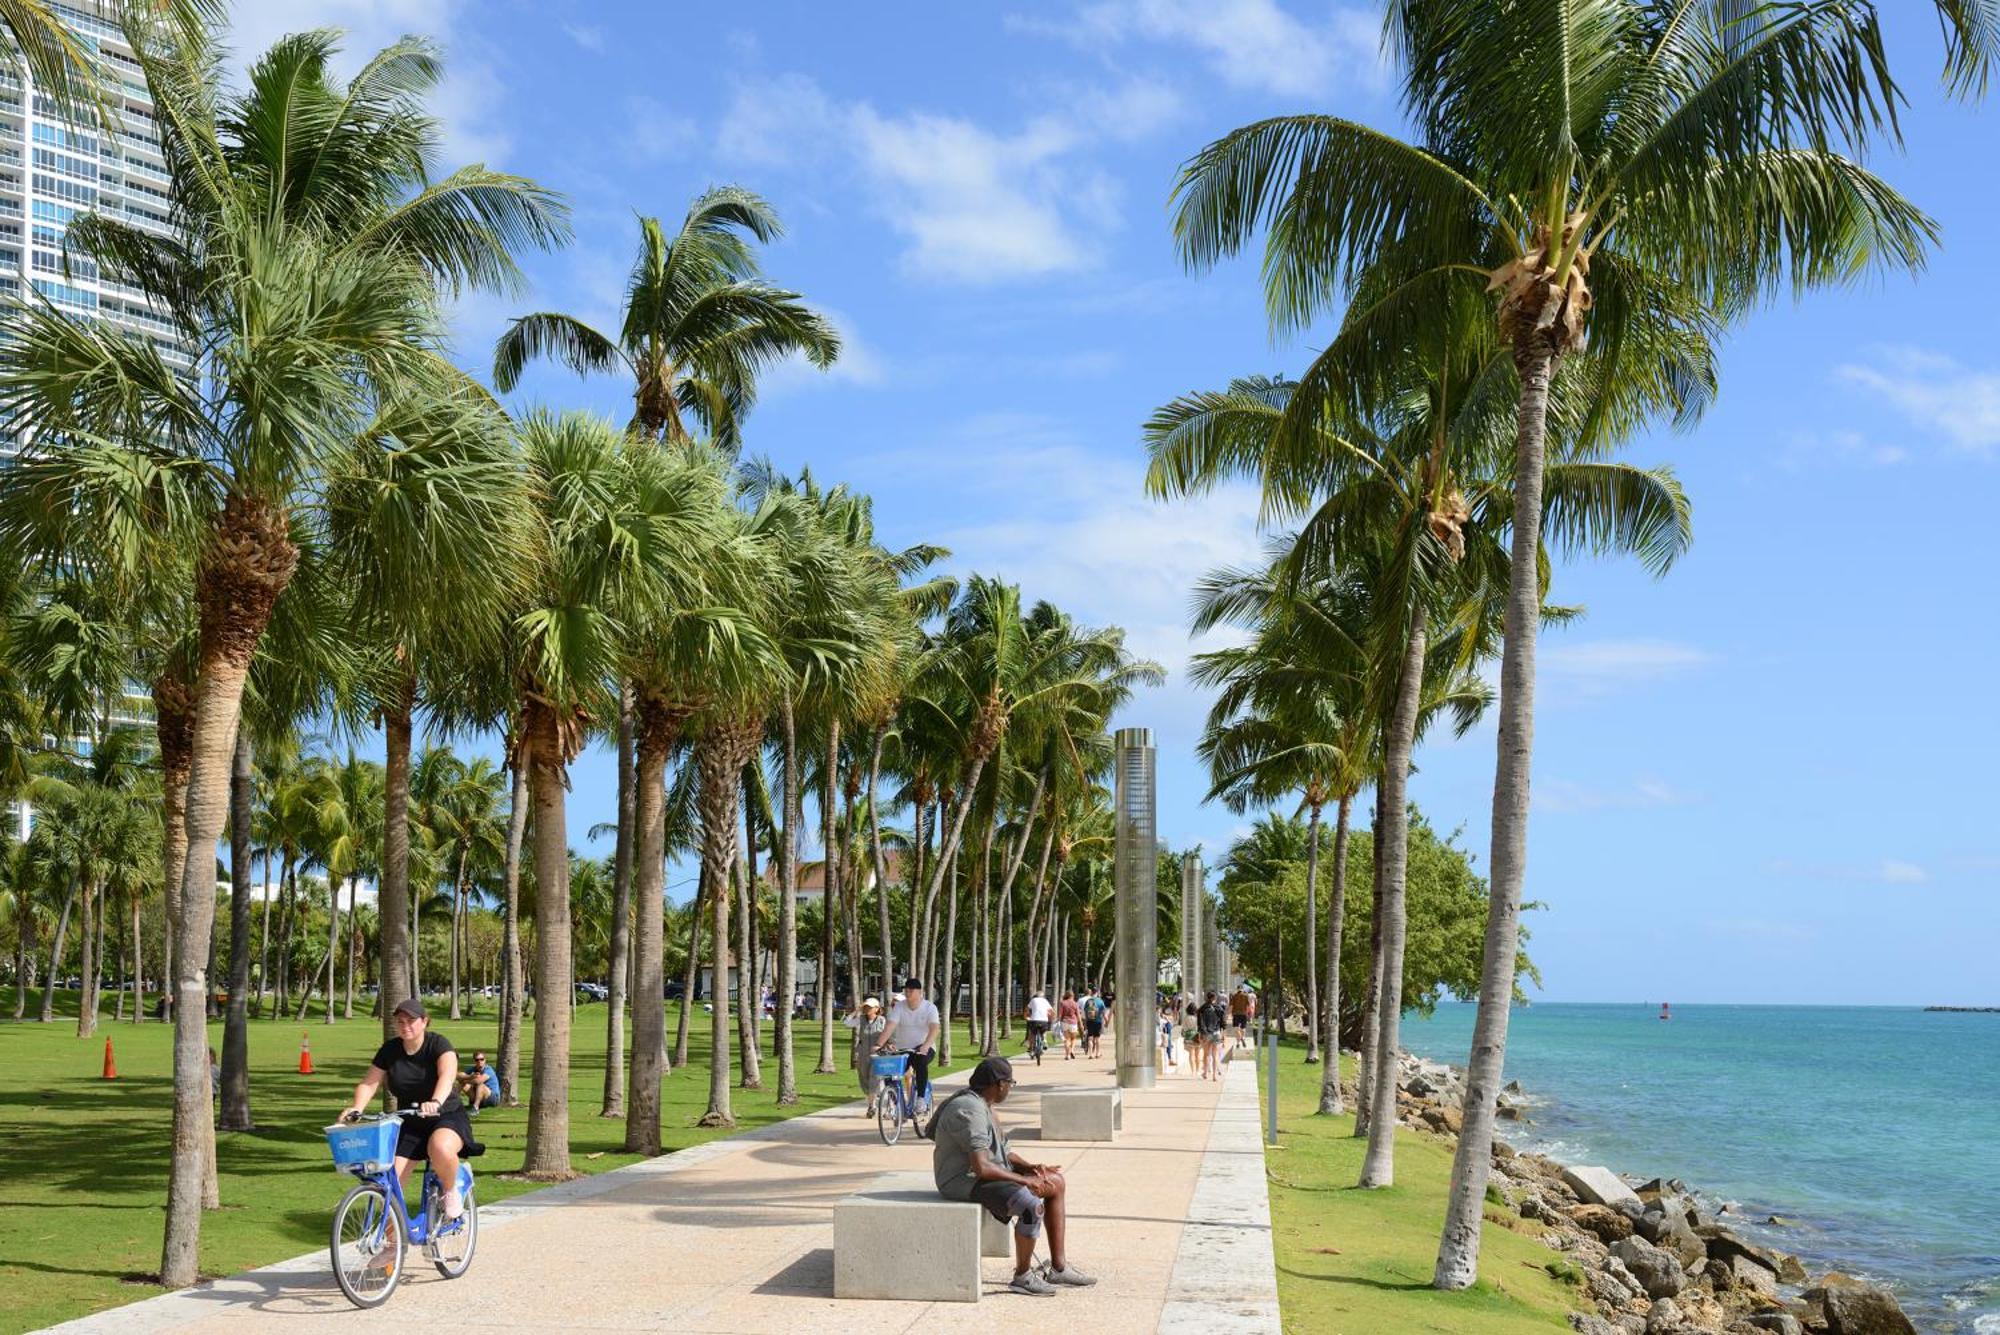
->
[[1046, 1263, 1097, 1287], [442, 1187, 464, 1220], [1009, 1269, 1058, 1297]]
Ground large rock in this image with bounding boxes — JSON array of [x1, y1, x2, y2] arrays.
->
[[1565, 1166, 1644, 1211], [1421, 1105, 1464, 1135], [1642, 1297, 1681, 1334], [1746, 1315, 1804, 1335], [1808, 1280, 1918, 1335], [1567, 1314, 1619, 1335], [1714, 1252, 1779, 1298], [1635, 1208, 1707, 1270], [1611, 1235, 1686, 1300], [1570, 1203, 1635, 1242]]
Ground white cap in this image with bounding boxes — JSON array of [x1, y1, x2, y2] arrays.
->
[[862, 996, 881, 1009]]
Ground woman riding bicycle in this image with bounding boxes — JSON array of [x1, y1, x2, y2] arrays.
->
[[339, 997, 471, 1224]]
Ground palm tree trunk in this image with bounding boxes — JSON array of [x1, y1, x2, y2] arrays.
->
[[1317, 792, 1352, 1116], [165, 495, 296, 1287], [865, 727, 892, 997], [498, 753, 527, 1105], [254, 854, 275, 1019], [130, 897, 143, 1023], [673, 864, 704, 1069], [1355, 799, 1384, 1138], [1304, 799, 1322, 1064], [114, 901, 129, 1022], [377, 676, 416, 1037], [154, 669, 193, 1030], [602, 688, 635, 1117], [737, 777, 761, 1090], [275, 864, 294, 1017], [774, 696, 800, 1102], [696, 721, 751, 1127], [1435, 341, 1557, 1289], [1359, 618, 1427, 1189], [324, 873, 341, 1026], [40, 877, 75, 1023], [522, 697, 577, 1180], [448, 850, 465, 1022], [1000, 872, 1014, 1039], [220, 729, 255, 1129], [75, 876, 98, 1039], [815, 719, 840, 1075], [1023, 825, 1057, 995], [345, 876, 359, 1020], [938, 837, 961, 1065], [625, 698, 675, 1154], [14, 908, 31, 1020]]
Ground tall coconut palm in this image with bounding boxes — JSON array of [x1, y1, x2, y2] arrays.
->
[[1170, 0, 1930, 1280], [493, 190, 840, 446], [508, 410, 725, 1176], [0, 21, 566, 1284]]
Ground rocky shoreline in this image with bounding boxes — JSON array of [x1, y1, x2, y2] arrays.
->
[[1391, 1053, 1922, 1335]]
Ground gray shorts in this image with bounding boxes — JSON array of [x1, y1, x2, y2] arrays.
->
[[969, 1179, 1043, 1237]]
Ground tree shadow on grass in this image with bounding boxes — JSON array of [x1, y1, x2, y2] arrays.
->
[[1275, 1262, 1435, 1293]]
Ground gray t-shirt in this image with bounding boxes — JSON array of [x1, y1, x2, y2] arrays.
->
[[932, 1092, 1009, 1201]]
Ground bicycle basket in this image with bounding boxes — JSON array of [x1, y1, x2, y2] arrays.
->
[[325, 1116, 402, 1173], [870, 1053, 910, 1078]]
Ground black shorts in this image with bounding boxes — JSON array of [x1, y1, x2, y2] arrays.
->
[[1026, 1020, 1049, 1037], [1232, 1014, 1248, 1030], [1083, 1019, 1103, 1038], [394, 1106, 475, 1162], [969, 1179, 1044, 1237]]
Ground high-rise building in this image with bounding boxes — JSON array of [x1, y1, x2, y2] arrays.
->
[[4, 3, 189, 839], [0, 1, 190, 380]]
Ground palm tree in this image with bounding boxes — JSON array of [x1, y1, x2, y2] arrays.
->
[[493, 190, 839, 445], [0, 22, 567, 1284], [1170, 0, 1931, 1282], [317, 748, 383, 1022], [509, 411, 722, 1176]]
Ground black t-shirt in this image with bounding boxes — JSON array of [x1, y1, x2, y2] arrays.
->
[[1197, 1001, 1227, 1035], [370, 1031, 462, 1112]]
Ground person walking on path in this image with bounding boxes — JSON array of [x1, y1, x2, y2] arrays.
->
[[1080, 989, 1106, 1058], [1056, 991, 1081, 1060], [1196, 990, 1227, 1081], [930, 1056, 1098, 1297], [339, 998, 474, 1223], [1228, 985, 1251, 1051], [875, 977, 942, 1112], [846, 996, 887, 1115]]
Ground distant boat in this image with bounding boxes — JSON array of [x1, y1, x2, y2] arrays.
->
[[1659, 1002, 1672, 1021]]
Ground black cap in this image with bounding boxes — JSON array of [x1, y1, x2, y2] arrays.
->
[[969, 1056, 1015, 1091], [901, 977, 924, 992], [392, 996, 428, 1020]]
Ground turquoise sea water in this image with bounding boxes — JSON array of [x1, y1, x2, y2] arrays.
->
[[1399, 1003, 2000, 1332]]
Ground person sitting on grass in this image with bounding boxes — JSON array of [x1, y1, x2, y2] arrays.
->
[[931, 1056, 1098, 1297], [456, 1050, 501, 1111]]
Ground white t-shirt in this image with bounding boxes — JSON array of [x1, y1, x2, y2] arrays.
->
[[1026, 995, 1053, 1023], [884, 997, 939, 1050]]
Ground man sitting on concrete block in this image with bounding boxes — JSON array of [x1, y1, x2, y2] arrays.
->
[[931, 1056, 1100, 1298]]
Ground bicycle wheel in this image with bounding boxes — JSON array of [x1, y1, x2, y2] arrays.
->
[[330, 1181, 405, 1309], [877, 1086, 904, 1146], [428, 1183, 478, 1278]]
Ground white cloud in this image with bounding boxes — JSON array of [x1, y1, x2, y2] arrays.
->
[[1769, 857, 1931, 887], [1777, 428, 1907, 470], [1017, 0, 1383, 97], [624, 96, 699, 164], [1539, 639, 1714, 696], [562, 22, 605, 52], [1534, 776, 1703, 815], [224, 0, 513, 167], [716, 74, 1163, 283], [1837, 346, 2000, 458]]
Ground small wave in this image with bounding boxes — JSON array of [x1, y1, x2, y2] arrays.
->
[[1970, 1314, 2000, 1334]]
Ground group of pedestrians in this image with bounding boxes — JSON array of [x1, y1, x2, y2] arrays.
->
[[1154, 984, 1256, 1080]]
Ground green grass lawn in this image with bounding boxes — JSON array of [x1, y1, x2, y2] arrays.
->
[[0, 993, 926, 1332], [1257, 1036, 1578, 1334]]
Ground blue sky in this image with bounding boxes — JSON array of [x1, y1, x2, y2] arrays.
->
[[230, 2, 2000, 1006]]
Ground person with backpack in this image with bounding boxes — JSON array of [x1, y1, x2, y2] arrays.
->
[[1080, 989, 1106, 1058], [929, 1057, 1097, 1297], [1196, 990, 1228, 1081]]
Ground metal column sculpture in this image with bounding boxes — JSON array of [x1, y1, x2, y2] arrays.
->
[[1181, 852, 1203, 1002], [1113, 727, 1157, 1090]]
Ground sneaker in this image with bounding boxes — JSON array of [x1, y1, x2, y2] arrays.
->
[[1046, 1264, 1098, 1288], [1009, 1269, 1058, 1297], [442, 1188, 464, 1221]]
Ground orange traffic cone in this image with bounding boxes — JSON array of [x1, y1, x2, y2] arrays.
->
[[298, 1031, 315, 1075], [103, 1037, 117, 1080]]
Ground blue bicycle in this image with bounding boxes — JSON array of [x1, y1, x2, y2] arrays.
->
[[872, 1051, 931, 1145], [324, 1112, 479, 1308]]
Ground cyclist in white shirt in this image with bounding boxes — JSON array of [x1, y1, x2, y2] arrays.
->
[[874, 977, 942, 1111], [1023, 988, 1053, 1062]]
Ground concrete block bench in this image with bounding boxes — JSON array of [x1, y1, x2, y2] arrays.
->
[[833, 1172, 1010, 1302], [1041, 1086, 1122, 1141]]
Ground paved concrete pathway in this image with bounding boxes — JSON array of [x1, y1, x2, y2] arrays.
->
[[46, 1042, 1279, 1334]]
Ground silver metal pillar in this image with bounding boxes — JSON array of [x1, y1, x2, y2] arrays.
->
[[1181, 852, 1203, 1002], [1113, 727, 1157, 1091]]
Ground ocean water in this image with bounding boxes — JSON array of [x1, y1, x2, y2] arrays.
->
[[1399, 1003, 2000, 1332]]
